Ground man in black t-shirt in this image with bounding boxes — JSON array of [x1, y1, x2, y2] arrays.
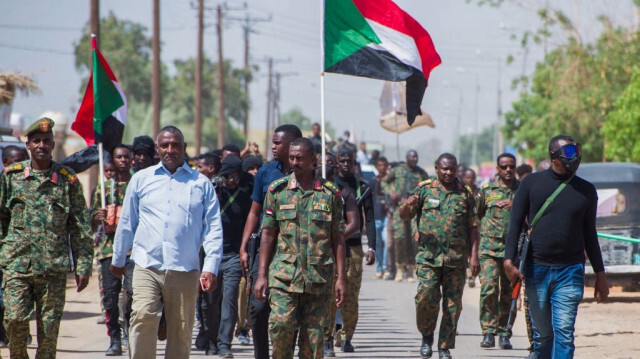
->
[[505, 135, 609, 359]]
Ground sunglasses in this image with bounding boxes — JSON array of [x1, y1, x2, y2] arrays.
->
[[498, 164, 516, 170], [553, 143, 581, 159]]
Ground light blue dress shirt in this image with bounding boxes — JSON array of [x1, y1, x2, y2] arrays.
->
[[112, 161, 223, 275]]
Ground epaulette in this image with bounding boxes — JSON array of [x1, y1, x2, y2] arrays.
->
[[483, 183, 489, 188], [418, 179, 432, 188], [464, 184, 474, 195], [3, 162, 23, 175], [322, 179, 340, 195], [58, 166, 78, 184], [268, 177, 288, 192]]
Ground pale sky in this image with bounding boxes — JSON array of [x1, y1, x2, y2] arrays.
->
[[1, 0, 634, 163]]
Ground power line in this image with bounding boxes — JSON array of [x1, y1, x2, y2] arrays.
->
[[0, 43, 73, 55]]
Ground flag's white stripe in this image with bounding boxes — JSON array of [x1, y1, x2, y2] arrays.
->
[[112, 81, 127, 126], [365, 19, 421, 72]]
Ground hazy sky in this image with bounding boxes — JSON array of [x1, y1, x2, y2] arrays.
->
[[2, 0, 635, 162]]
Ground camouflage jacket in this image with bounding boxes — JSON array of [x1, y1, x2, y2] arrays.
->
[[90, 179, 129, 261], [262, 173, 345, 294], [404, 178, 478, 268], [0, 160, 93, 276], [385, 164, 429, 204], [478, 180, 519, 258]]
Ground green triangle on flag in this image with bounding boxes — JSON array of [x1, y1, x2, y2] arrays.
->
[[92, 48, 124, 137], [324, 0, 381, 70]]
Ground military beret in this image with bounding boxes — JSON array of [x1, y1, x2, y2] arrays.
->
[[25, 117, 55, 137]]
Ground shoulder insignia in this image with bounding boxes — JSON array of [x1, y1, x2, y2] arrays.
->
[[268, 177, 288, 192], [418, 179, 432, 188], [483, 183, 489, 188], [322, 179, 340, 195], [58, 165, 78, 184], [4, 162, 23, 174]]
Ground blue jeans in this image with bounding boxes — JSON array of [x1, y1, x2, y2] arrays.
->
[[374, 217, 388, 273], [525, 263, 585, 359]]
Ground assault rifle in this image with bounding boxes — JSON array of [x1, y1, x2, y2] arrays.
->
[[506, 232, 530, 332], [244, 231, 260, 328]]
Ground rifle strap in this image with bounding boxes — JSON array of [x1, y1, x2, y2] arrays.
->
[[529, 175, 574, 233]]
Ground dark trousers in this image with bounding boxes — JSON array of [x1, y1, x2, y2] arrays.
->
[[100, 257, 134, 339], [250, 247, 270, 359], [198, 253, 243, 351]]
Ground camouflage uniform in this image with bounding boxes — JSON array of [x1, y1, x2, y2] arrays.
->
[[0, 160, 93, 359], [477, 180, 519, 338], [385, 165, 428, 275], [403, 178, 478, 350], [262, 173, 344, 359]]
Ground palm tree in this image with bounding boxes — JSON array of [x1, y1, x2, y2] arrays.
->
[[0, 69, 39, 106]]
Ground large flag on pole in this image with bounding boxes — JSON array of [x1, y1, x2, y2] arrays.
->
[[72, 35, 126, 153], [324, 0, 441, 125]]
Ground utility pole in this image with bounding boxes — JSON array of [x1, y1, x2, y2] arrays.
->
[[194, 0, 204, 155], [152, 0, 161, 138], [265, 58, 273, 156], [216, 4, 226, 147], [273, 71, 298, 128], [227, 13, 271, 138]]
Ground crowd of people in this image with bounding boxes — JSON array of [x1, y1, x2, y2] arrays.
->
[[0, 117, 609, 359]]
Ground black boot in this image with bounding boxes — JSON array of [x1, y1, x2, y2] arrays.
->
[[499, 335, 513, 349], [480, 333, 495, 348], [342, 339, 354, 352], [438, 348, 452, 359], [105, 337, 122, 356], [323, 337, 336, 357], [420, 334, 433, 359]]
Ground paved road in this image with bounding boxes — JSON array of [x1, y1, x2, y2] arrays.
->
[[2, 263, 530, 358]]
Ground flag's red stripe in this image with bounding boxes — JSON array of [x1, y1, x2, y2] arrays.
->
[[71, 77, 96, 146], [352, 0, 441, 78], [96, 49, 118, 82]]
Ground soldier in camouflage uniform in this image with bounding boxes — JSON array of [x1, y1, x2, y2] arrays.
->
[[385, 150, 428, 282], [462, 168, 481, 288], [0, 118, 93, 359], [477, 153, 519, 350], [91, 144, 133, 356], [399, 153, 479, 359], [254, 138, 347, 359]]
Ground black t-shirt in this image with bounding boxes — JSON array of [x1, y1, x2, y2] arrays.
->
[[505, 168, 605, 272], [219, 185, 252, 254]]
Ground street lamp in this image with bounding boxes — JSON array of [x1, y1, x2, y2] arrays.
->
[[456, 67, 480, 168]]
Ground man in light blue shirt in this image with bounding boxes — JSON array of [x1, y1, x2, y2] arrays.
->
[[111, 126, 223, 359]]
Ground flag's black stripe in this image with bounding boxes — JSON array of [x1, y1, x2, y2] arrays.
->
[[94, 116, 125, 153]]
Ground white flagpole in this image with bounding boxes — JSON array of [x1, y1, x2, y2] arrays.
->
[[92, 33, 106, 210], [320, 0, 326, 179]]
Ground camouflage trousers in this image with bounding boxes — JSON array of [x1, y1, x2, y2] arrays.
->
[[415, 265, 465, 349], [269, 288, 330, 359], [341, 245, 363, 341], [478, 255, 511, 337], [392, 212, 416, 268], [3, 272, 67, 359]]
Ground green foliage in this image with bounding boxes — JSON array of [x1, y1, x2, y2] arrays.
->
[[503, 21, 640, 163], [280, 107, 336, 137], [459, 125, 494, 166], [602, 67, 640, 162]]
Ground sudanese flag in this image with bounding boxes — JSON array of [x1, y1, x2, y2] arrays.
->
[[325, 0, 441, 125]]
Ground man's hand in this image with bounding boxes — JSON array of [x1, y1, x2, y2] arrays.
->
[[246, 277, 253, 296], [200, 272, 217, 293], [469, 255, 480, 277], [335, 277, 346, 307], [365, 249, 375, 265], [253, 275, 268, 302], [75, 274, 89, 292], [94, 208, 107, 222], [109, 264, 126, 279], [404, 194, 419, 208], [240, 249, 250, 276], [504, 259, 523, 287], [498, 199, 513, 209], [594, 272, 609, 303]]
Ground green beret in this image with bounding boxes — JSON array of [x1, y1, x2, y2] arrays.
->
[[25, 117, 55, 137]]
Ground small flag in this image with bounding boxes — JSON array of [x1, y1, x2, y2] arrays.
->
[[72, 34, 127, 153], [325, 0, 441, 125]]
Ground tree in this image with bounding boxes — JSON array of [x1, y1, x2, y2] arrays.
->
[[459, 125, 494, 166], [602, 67, 640, 162]]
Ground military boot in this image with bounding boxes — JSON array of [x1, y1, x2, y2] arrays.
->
[[499, 335, 513, 349], [480, 333, 495, 348], [406, 265, 416, 283], [324, 337, 336, 357], [342, 339, 354, 352], [438, 348, 452, 359], [395, 264, 404, 282], [420, 335, 433, 358], [105, 337, 122, 356]]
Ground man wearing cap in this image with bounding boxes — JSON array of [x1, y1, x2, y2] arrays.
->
[[197, 155, 252, 357], [0, 117, 93, 358]]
